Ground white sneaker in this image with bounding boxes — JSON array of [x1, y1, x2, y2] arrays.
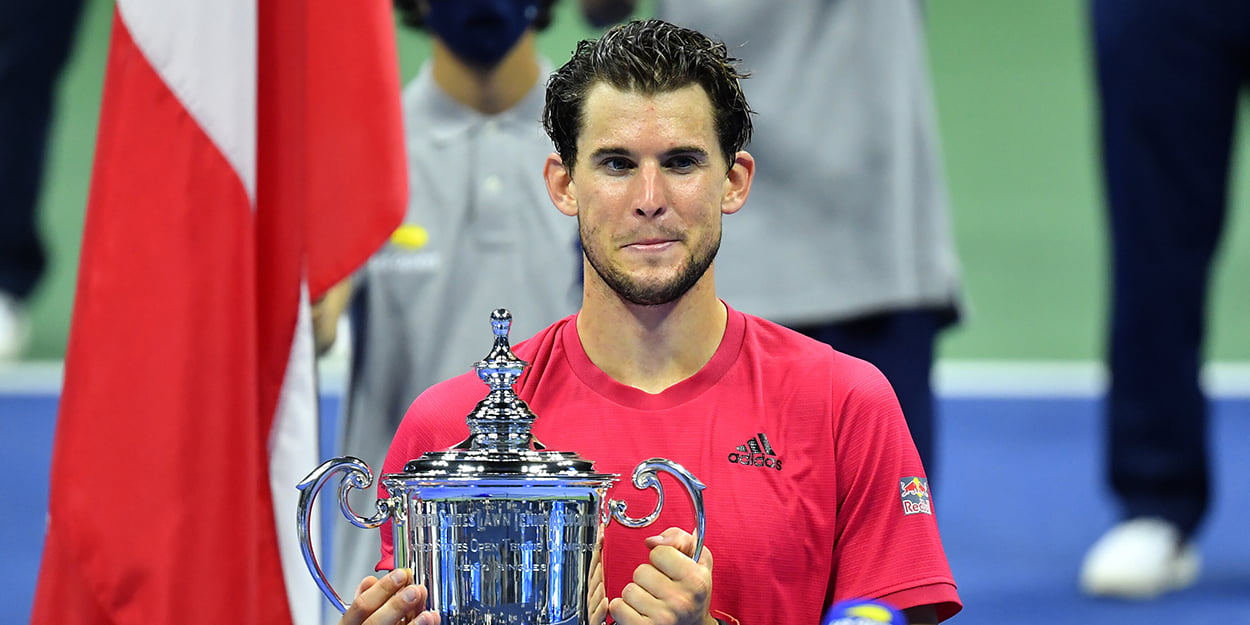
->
[[1079, 517, 1200, 599], [0, 291, 30, 361]]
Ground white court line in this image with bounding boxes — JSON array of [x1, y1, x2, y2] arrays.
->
[[937, 360, 1250, 398], [936, 361, 1250, 398], [3, 359, 1250, 398], [0, 361, 65, 394]]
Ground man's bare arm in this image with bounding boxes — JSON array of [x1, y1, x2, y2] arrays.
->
[[312, 278, 352, 356]]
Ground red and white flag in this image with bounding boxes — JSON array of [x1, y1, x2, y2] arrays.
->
[[30, 0, 406, 623]]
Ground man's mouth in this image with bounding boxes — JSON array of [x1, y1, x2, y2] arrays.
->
[[624, 238, 678, 252]]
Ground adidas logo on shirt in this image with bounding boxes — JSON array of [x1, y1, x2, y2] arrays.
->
[[727, 432, 782, 471]]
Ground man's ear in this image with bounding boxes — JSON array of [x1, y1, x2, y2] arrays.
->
[[721, 150, 755, 215], [544, 152, 579, 216]]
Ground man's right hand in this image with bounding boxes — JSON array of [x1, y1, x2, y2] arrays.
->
[[337, 568, 440, 625]]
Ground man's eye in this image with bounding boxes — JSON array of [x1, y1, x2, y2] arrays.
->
[[602, 157, 633, 172], [667, 156, 699, 171]]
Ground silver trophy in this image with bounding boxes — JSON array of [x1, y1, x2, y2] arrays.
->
[[297, 309, 707, 624]]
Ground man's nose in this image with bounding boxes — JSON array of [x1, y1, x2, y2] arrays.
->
[[632, 162, 667, 218]]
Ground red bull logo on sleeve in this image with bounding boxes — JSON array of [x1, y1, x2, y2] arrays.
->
[[899, 477, 932, 516]]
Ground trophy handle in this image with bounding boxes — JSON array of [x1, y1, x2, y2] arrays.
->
[[296, 456, 397, 613], [608, 458, 708, 563]]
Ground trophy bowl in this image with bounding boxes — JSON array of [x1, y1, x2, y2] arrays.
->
[[297, 309, 706, 625]]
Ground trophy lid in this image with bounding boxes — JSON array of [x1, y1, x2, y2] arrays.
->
[[402, 309, 604, 478]]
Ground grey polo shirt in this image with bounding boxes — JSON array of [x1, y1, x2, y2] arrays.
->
[[329, 60, 580, 601], [660, 0, 963, 324]]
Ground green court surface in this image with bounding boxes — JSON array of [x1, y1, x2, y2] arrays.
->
[[25, 0, 1250, 362]]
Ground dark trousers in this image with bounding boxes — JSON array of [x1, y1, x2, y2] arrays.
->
[[1092, 0, 1250, 538], [793, 308, 949, 480], [0, 0, 84, 299]]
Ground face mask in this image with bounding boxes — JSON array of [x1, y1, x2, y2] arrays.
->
[[425, 0, 540, 68]]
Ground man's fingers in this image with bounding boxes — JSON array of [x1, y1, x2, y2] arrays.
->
[[644, 527, 691, 549], [644, 532, 714, 582], [362, 568, 410, 605], [412, 611, 440, 625], [631, 560, 709, 611], [626, 577, 676, 613], [608, 594, 648, 625], [588, 557, 605, 601], [697, 542, 713, 569], [338, 569, 433, 625], [356, 576, 378, 599], [616, 530, 715, 625], [644, 526, 711, 563], [587, 550, 608, 624], [589, 596, 609, 625], [362, 584, 428, 625]]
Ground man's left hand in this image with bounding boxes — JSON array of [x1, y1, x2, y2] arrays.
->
[[609, 527, 716, 625]]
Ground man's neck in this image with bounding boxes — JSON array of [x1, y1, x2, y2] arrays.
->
[[430, 33, 540, 115], [575, 273, 728, 394]]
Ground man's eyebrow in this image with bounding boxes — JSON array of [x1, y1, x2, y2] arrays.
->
[[589, 146, 632, 160], [665, 146, 710, 158], [588, 146, 711, 160]]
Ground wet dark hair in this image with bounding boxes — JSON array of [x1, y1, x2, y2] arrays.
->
[[393, 0, 558, 33], [542, 19, 754, 172]]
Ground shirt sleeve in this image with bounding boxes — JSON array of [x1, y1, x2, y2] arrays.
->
[[827, 360, 962, 621]]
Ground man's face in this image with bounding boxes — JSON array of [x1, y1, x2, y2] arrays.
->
[[545, 82, 752, 307]]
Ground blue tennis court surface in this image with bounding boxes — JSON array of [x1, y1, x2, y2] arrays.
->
[[4, 376, 1247, 624]]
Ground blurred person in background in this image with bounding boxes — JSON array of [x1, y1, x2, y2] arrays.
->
[[0, 0, 85, 360], [578, 0, 963, 479], [1079, 0, 1250, 600], [314, 0, 581, 613]]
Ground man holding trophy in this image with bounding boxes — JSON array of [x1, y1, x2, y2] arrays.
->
[[331, 18, 961, 625]]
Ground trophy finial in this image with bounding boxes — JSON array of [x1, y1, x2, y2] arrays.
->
[[463, 308, 541, 451], [476, 308, 526, 391], [490, 308, 511, 338]]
